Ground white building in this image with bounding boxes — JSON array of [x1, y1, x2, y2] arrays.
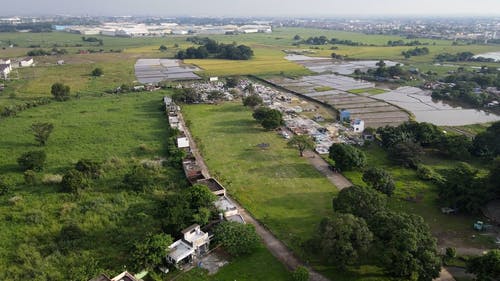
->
[[19, 57, 34, 67], [0, 64, 11, 79], [351, 119, 365, 133], [166, 224, 210, 268], [177, 137, 190, 149]]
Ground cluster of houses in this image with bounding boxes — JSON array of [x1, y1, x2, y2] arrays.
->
[[163, 96, 245, 269], [0, 57, 34, 79], [236, 80, 370, 154]]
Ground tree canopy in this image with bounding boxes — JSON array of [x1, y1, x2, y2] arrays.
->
[[31, 122, 54, 146], [242, 95, 263, 107], [132, 233, 173, 271], [17, 150, 46, 171], [332, 185, 387, 221], [214, 221, 260, 257], [466, 250, 500, 281], [51, 82, 71, 101], [288, 135, 316, 157], [362, 167, 396, 196], [328, 143, 366, 171], [314, 214, 373, 268], [252, 107, 283, 130]]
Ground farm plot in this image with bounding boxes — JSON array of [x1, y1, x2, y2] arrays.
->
[[268, 74, 410, 128], [285, 54, 400, 75], [134, 58, 201, 83]]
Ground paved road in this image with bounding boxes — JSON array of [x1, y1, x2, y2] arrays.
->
[[178, 111, 330, 281], [303, 150, 353, 190]]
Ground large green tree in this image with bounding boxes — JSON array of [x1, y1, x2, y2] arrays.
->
[[288, 135, 316, 157], [329, 143, 366, 171], [214, 221, 260, 257], [123, 165, 156, 192], [31, 122, 54, 146], [132, 233, 173, 271], [370, 212, 441, 281], [315, 214, 373, 268], [61, 169, 90, 195], [362, 167, 396, 196], [466, 250, 500, 281], [332, 185, 387, 221], [472, 121, 500, 158], [51, 82, 70, 101], [242, 95, 263, 107]]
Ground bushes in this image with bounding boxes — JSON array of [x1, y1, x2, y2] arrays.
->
[[61, 169, 90, 195], [17, 150, 46, 171], [251, 107, 283, 130], [328, 143, 366, 171]]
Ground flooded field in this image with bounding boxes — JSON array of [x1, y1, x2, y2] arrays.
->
[[474, 51, 500, 61], [376, 86, 500, 126], [267, 74, 410, 128], [135, 59, 201, 83], [285, 54, 400, 74]]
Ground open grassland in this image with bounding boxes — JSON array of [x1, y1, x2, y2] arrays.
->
[[343, 144, 493, 249], [0, 91, 179, 279], [182, 103, 338, 253], [0, 89, 292, 281]]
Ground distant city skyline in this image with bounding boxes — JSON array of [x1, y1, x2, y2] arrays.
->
[[2, 0, 500, 17]]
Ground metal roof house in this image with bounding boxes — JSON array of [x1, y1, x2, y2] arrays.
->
[[166, 224, 210, 268]]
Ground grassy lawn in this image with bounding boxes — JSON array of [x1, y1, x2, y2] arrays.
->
[[174, 245, 291, 281], [182, 102, 338, 254]]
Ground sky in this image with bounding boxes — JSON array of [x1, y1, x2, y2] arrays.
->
[[2, 0, 500, 17]]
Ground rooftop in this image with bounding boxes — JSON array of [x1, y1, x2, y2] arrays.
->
[[197, 178, 225, 192], [168, 240, 194, 263], [215, 196, 238, 213]]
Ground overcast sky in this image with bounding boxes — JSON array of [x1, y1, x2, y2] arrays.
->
[[2, 0, 500, 17]]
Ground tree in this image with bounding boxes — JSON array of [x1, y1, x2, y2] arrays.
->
[[242, 95, 263, 107], [187, 184, 217, 210], [159, 44, 167, 51], [225, 76, 240, 88], [370, 212, 441, 281], [132, 233, 173, 271], [291, 266, 309, 281], [332, 185, 387, 221], [31, 122, 54, 146], [252, 107, 283, 130], [23, 170, 36, 185], [288, 135, 316, 157], [293, 35, 302, 41], [466, 250, 500, 281], [362, 167, 396, 196], [17, 150, 46, 171], [123, 165, 156, 192], [472, 121, 500, 158], [57, 223, 85, 252], [214, 221, 260, 257], [328, 143, 366, 171], [437, 162, 488, 214], [61, 169, 90, 195], [388, 140, 423, 168], [207, 90, 225, 102], [51, 82, 70, 101], [91, 67, 103, 77], [315, 214, 373, 268], [439, 134, 472, 160]]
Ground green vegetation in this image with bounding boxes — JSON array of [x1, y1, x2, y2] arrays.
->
[[314, 86, 334, 92], [183, 103, 338, 254], [347, 88, 387, 95], [214, 221, 260, 257], [329, 143, 367, 171]]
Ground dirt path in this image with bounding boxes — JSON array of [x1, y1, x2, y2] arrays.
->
[[178, 111, 331, 281], [434, 268, 456, 281], [303, 150, 353, 190]]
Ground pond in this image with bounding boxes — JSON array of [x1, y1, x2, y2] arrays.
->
[[375, 87, 500, 126]]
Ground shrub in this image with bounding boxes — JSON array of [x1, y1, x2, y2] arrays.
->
[[17, 150, 46, 171], [75, 159, 102, 179], [214, 221, 260, 257], [291, 266, 309, 281], [23, 170, 37, 185], [0, 178, 10, 196], [61, 169, 90, 195]]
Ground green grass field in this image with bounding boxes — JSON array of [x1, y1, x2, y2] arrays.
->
[[182, 103, 338, 253]]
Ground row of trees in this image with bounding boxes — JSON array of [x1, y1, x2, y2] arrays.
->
[[402, 47, 430, 58], [298, 36, 366, 46], [312, 185, 441, 280], [176, 37, 253, 60]]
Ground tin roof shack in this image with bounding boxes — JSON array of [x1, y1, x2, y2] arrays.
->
[[167, 224, 210, 268], [197, 178, 226, 197], [182, 156, 204, 184]]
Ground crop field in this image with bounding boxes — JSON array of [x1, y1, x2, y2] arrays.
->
[[267, 75, 410, 128]]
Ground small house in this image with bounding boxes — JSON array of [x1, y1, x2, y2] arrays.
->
[[0, 64, 11, 79], [19, 57, 34, 67], [57, 60, 65, 65], [177, 137, 190, 149], [362, 128, 375, 141], [351, 119, 365, 133], [166, 224, 210, 268]]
